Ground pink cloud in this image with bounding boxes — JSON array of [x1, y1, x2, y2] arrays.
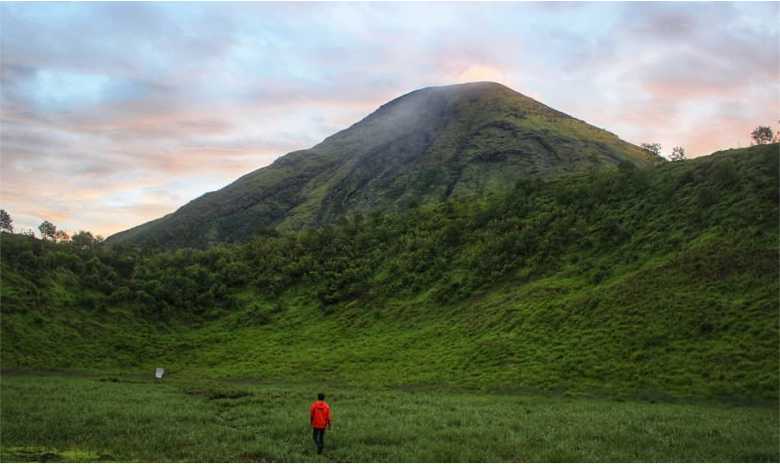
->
[[2, 2, 777, 236]]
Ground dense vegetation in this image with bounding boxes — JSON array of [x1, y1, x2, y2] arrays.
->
[[1, 144, 778, 401], [107, 82, 660, 248]]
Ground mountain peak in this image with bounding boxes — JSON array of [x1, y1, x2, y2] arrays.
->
[[360, 81, 568, 131], [405, 82, 544, 107], [334, 81, 566, 149], [381, 81, 519, 107], [108, 83, 661, 248], [419, 80, 512, 93]]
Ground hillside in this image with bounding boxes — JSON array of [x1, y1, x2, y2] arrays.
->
[[2, 144, 777, 401], [107, 82, 661, 248]]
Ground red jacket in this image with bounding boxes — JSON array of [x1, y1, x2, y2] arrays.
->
[[310, 400, 331, 429]]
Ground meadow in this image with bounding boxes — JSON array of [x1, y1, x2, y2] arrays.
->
[[1, 145, 778, 462], [1, 371, 778, 462]]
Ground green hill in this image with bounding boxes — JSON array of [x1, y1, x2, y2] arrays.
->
[[106, 82, 660, 248], [1, 144, 777, 401]]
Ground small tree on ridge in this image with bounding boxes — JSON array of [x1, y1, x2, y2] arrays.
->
[[38, 221, 57, 241], [0, 209, 13, 233], [669, 146, 686, 162], [750, 126, 773, 145], [54, 230, 70, 243], [641, 143, 662, 158]]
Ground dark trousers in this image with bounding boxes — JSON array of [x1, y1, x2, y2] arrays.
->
[[312, 427, 326, 453]]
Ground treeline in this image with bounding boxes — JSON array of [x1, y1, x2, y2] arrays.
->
[[1, 144, 777, 321]]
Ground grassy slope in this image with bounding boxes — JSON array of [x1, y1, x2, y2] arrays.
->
[[107, 82, 661, 248], [1, 373, 777, 462], [1, 144, 778, 402]]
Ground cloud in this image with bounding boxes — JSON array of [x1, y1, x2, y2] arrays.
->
[[1, 2, 777, 235]]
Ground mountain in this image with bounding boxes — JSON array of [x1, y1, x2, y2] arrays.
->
[[107, 82, 662, 248], [3, 144, 777, 400]]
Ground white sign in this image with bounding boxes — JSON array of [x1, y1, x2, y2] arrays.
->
[[155, 368, 165, 379]]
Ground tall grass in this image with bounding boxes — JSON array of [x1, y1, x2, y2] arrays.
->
[[1, 373, 777, 462]]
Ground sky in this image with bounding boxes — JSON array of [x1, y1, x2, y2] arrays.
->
[[1, 2, 778, 237]]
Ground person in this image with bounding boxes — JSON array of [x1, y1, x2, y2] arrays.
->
[[309, 393, 332, 454]]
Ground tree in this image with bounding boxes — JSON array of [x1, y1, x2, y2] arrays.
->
[[38, 221, 57, 241], [71, 230, 97, 249], [750, 126, 773, 145], [54, 230, 70, 242], [0, 209, 13, 233], [641, 143, 662, 157], [669, 146, 687, 162]]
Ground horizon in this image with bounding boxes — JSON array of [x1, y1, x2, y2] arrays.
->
[[1, 2, 778, 237]]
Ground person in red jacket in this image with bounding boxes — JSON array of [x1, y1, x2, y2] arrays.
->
[[309, 393, 332, 454]]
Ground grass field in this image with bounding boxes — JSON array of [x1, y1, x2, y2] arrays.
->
[[1, 145, 778, 462], [1, 371, 777, 462]]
